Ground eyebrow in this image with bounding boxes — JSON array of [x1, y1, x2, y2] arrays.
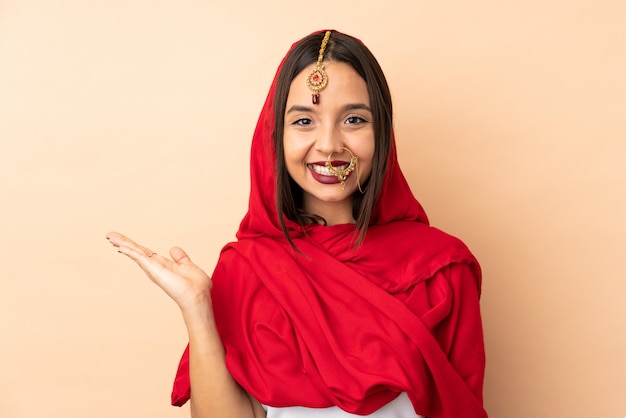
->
[[286, 105, 314, 114], [344, 103, 372, 112], [285, 103, 372, 114]]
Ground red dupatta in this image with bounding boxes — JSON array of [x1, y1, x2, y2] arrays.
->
[[171, 30, 487, 418]]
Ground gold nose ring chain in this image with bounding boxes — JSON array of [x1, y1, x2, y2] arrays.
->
[[325, 147, 364, 193]]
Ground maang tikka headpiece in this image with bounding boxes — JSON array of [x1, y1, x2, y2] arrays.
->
[[306, 31, 332, 105]]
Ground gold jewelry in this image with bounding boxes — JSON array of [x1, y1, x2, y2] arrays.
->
[[306, 31, 331, 105], [326, 146, 364, 192]]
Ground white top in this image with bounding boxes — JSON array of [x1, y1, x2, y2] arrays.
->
[[264, 392, 424, 418]]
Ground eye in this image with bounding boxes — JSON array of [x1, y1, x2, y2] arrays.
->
[[292, 118, 312, 126], [345, 116, 368, 125]]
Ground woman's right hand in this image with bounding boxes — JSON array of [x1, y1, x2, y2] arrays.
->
[[106, 231, 212, 313], [107, 231, 266, 418]]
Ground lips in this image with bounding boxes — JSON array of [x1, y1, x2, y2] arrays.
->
[[307, 161, 351, 184]]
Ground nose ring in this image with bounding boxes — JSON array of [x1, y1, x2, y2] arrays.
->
[[326, 147, 358, 190]]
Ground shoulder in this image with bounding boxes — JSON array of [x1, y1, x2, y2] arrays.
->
[[213, 237, 293, 279], [366, 221, 474, 258], [356, 221, 480, 290]]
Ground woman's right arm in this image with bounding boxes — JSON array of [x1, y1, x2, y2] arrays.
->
[[106, 231, 265, 418], [183, 299, 266, 418]]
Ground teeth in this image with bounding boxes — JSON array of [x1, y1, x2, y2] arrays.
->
[[311, 164, 348, 176]]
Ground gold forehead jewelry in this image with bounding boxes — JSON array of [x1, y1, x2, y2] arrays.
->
[[306, 31, 332, 105], [326, 147, 358, 191]]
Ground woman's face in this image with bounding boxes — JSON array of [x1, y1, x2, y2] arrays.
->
[[283, 61, 375, 225]]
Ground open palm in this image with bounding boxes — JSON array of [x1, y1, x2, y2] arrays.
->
[[106, 231, 212, 311]]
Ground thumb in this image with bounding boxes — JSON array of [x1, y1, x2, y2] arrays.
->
[[170, 246, 192, 264]]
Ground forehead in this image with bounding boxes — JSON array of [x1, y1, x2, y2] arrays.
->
[[286, 61, 370, 108]]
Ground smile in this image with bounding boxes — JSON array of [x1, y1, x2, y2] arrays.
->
[[307, 161, 353, 185], [308, 163, 349, 176]]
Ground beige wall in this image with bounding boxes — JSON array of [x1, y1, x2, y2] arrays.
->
[[1, 1, 624, 417]]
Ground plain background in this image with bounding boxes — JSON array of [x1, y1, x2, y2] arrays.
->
[[1, 0, 624, 417]]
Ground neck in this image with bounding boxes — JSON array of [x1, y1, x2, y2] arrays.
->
[[303, 196, 355, 226]]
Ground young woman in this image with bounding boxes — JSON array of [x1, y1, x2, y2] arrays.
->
[[107, 30, 488, 418]]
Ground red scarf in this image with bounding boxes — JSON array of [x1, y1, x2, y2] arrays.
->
[[171, 31, 487, 418]]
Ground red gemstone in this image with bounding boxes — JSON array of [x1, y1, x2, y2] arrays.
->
[[312, 94, 320, 105]]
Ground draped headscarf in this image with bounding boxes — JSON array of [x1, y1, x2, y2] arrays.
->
[[171, 30, 487, 418]]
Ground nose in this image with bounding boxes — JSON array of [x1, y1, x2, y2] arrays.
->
[[315, 124, 344, 155]]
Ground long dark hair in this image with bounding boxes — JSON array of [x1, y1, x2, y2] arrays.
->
[[274, 31, 393, 248]]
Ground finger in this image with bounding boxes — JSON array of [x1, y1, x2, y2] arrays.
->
[[117, 247, 165, 287], [107, 231, 155, 257], [106, 231, 136, 248], [170, 246, 192, 264], [117, 244, 149, 262], [118, 245, 165, 273]]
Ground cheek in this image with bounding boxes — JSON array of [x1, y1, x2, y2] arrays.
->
[[282, 132, 296, 160], [360, 154, 375, 179], [282, 134, 305, 176], [283, 130, 312, 160], [354, 135, 376, 175]]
